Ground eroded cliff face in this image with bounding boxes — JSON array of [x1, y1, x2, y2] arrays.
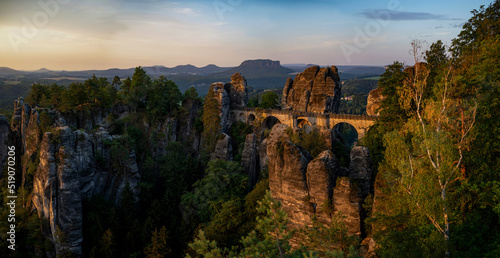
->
[[227, 72, 248, 109], [4, 96, 203, 257], [209, 72, 249, 134], [282, 66, 342, 113], [265, 124, 374, 246], [241, 133, 259, 188]]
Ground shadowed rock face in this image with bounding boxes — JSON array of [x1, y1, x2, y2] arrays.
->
[[241, 133, 259, 187], [349, 146, 373, 196], [213, 133, 233, 161], [282, 66, 342, 113], [209, 72, 248, 133], [306, 150, 339, 223], [10, 100, 142, 257]]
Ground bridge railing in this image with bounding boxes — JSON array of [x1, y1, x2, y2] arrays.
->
[[235, 107, 378, 121]]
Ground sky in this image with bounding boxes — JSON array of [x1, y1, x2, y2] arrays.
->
[[0, 0, 494, 70]]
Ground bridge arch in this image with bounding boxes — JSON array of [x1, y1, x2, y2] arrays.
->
[[248, 114, 256, 124], [332, 122, 359, 148], [239, 113, 245, 122], [262, 116, 281, 130]]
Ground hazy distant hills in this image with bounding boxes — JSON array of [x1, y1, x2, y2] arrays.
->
[[0, 60, 386, 108], [0, 60, 385, 81]]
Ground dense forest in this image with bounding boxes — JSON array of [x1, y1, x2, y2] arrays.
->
[[362, 1, 500, 256], [0, 1, 499, 257]]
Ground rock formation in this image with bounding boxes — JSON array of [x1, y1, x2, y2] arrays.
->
[[227, 72, 248, 109], [333, 177, 362, 237], [241, 133, 259, 187], [349, 146, 373, 196], [213, 133, 233, 161], [267, 124, 314, 229], [306, 150, 339, 223], [208, 72, 249, 133], [209, 82, 231, 133], [258, 138, 269, 173], [282, 66, 342, 113], [366, 87, 384, 116], [6, 99, 150, 257], [265, 124, 374, 243]]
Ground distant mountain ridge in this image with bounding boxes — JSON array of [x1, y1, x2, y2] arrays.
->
[[1, 61, 385, 79], [0, 64, 232, 78]]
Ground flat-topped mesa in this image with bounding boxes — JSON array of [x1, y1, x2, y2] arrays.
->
[[282, 66, 342, 114]]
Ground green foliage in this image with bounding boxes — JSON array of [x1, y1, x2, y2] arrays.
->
[[184, 86, 201, 103], [450, 0, 500, 58], [25, 75, 118, 112], [247, 95, 259, 107], [129, 66, 151, 108], [109, 139, 129, 175], [146, 76, 182, 122], [287, 125, 327, 158], [39, 111, 54, 133], [229, 121, 253, 162], [144, 226, 170, 258], [260, 91, 279, 109], [340, 79, 378, 115], [26, 83, 50, 106], [239, 190, 294, 257], [425, 40, 448, 69], [181, 159, 248, 222], [299, 215, 360, 257], [201, 87, 221, 151]]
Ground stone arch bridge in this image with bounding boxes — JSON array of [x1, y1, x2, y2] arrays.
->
[[229, 108, 378, 139]]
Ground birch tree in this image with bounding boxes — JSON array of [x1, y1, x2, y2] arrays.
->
[[382, 40, 477, 257]]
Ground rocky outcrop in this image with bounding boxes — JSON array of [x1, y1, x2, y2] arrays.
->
[[267, 124, 314, 229], [226, 72, 248, 109], [259, 138, 269, 173], [33, 127, 90, 256], [266, 124, 375, 243], [282, 66, 342, 113], [241, 133, 259, 187], [213, 133, 233, 161], [306, 150, 339, 223], [333, 177, 362, 237], [10, 100, 144, 257], [209, 72, 249, 133], [366, 87, 384, 116], [349, 146, 373, 196], [209, 82, 231, 133]]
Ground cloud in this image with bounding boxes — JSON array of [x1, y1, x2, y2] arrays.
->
[[359, 9, 462, 21], [175, 8, 198, 15]]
